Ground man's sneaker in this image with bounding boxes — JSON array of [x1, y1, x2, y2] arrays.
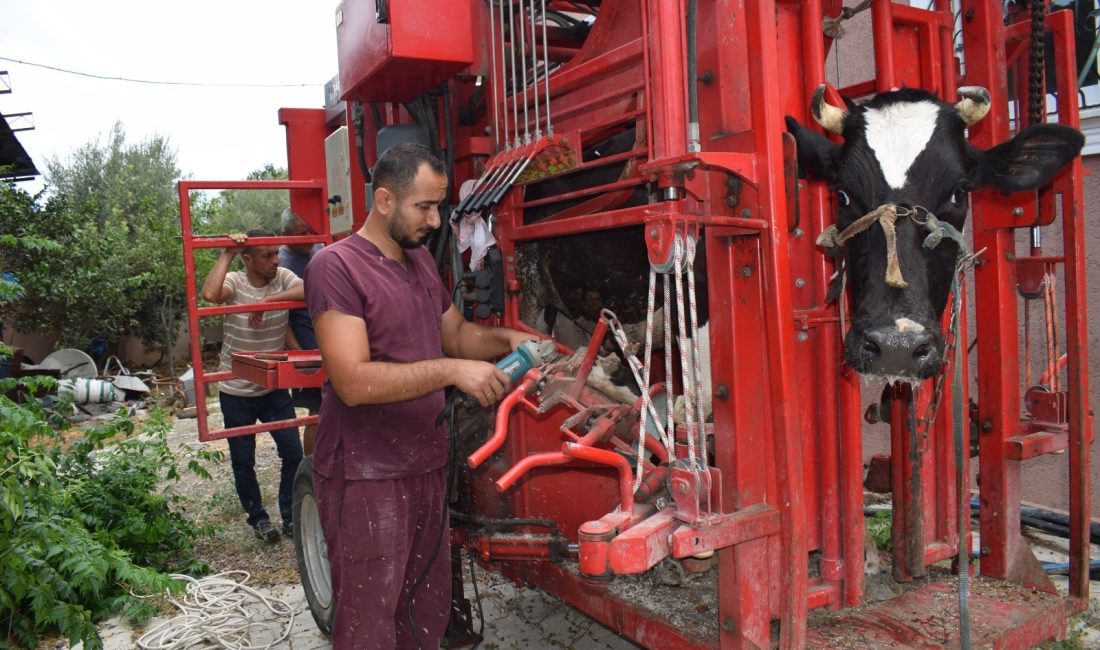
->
[[282, 523, 293, 539], [253, 519, 281, 543]]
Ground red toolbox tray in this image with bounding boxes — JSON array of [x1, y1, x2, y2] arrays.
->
[[230, 350, 325, 389]]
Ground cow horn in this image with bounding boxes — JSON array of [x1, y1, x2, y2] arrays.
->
[[811, 84, 848, 135], [955, 86, 991, 126]]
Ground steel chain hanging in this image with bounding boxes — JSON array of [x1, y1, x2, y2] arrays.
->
[[1028, 0, 1047, 125]]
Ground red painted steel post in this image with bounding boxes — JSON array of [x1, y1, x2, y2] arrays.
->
[[871, 0, 898, 91], [798, 0, 846, 610], [279, 108, 331, 233], [1046, 9, 1093, 603], [961, 0, 1044, 589], [645, 0, 688, 166], [745, 0, 808, 645], [177, 184, 208, 440]]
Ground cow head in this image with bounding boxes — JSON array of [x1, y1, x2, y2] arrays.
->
[[787, 86, 1083, 379]]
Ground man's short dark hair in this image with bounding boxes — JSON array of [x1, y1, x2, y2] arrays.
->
[[372, 143, 446, 198], [244, 228, 275, 257]]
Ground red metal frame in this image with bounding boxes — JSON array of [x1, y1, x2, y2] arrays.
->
[[179, 108, 336, 441], [963, 1, 1093, 604], [199, 0, 1093, 646]]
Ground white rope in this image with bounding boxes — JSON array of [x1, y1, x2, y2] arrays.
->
[[684, 236, 708, 461], [603, 310, 668, 447], [136, 571, 296, 650], [672, 237, 697, 467], [633, 268, 660, 492], [662, 274, 675, 456]]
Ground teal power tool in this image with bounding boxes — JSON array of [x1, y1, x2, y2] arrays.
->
[[436, 339, 557, 426]]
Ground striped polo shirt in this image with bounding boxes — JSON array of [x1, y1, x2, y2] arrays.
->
[[218, 267, 302, 397]]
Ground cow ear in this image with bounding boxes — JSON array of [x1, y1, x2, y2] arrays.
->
[[975, 124, 1084, 193], [786, 116, 840, 182]]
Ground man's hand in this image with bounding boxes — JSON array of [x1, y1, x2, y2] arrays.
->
[[452, 359, 512, 407], [249, 294, 274, 328], [226, 232, 247, 254], [505, 329, 539, 351]]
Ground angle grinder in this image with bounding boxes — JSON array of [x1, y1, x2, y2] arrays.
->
[[436, 338, 557, 426]]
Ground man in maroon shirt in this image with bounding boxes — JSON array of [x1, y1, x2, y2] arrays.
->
[[305, 143, 534, 649]]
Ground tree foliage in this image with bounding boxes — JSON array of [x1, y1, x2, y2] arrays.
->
[[193, 163, 289, 235], [0, 396, 220, 649], [1, 123, 291, 369], [1, 216, 219, 650], [0, 124, 186, 358]]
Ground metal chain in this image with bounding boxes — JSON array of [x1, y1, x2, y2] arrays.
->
[[1028, 0, 1046, 125], [915, 249, 985, 435]]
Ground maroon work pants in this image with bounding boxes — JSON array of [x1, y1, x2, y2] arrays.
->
[[315, 463, 451, 649]]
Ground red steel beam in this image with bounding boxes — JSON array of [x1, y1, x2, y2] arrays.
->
[[962, 0, 1059, 594]]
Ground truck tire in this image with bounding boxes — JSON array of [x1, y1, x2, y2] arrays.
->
[[292, 455, 334, 635]]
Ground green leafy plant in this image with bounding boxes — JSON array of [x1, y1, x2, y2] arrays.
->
[[867, 510, 893, 551], [0, 391, 221, 649]]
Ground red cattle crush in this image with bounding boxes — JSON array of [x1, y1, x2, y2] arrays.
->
[[179, 1, 1091, 647]]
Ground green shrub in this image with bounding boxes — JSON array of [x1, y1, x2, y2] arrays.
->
[[0, 385, 221, 649], [867, 510, 893, 551]]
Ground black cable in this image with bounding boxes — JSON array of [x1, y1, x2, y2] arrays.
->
[[435, 85, 456, 272], [352, 102, 373, 186], [408, 397, 458, 650], [467, 548, 484, 650], [0, 54, 320, 88]]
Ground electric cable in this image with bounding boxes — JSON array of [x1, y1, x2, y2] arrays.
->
[[0, 55, 319, 88], [135, 571, 295, 650], [408, 396, 458, 650], [467, 547, 485, 650]]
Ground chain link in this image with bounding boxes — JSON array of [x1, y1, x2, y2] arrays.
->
[[1028, 0, 1046, 125], [915, 250, 985, 436]]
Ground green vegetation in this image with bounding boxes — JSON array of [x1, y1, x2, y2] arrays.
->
[[867, 510, 893, 551], [0, 384, 221, 648], [0, 125, 289, 373], [1037, 617, 1088, 649]]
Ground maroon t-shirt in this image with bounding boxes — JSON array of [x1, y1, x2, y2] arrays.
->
[[305, 234, 452, 480]]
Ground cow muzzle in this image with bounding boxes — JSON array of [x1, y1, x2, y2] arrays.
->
[[845, 321, 943, 380]]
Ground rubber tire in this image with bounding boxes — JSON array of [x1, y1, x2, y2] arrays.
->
[[292, 455, 335, 635]]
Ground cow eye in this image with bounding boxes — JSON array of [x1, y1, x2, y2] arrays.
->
[[836, 189, 851, 207], [951, 187, 967, 206]]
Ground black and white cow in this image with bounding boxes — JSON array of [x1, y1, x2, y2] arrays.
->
[[786, 86, 1083, 379]]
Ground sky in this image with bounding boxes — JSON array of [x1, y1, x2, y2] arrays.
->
[[0, 1, 339, 195]]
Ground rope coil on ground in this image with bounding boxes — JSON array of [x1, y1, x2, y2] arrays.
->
[[136, 571, 296, 650]]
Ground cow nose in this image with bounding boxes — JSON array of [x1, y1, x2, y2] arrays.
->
[[862, 327, 934, 375]]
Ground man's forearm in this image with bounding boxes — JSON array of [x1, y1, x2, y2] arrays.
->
[[201, 251, 235, 303], [329, 357, 459, 406], [448, 322, 521, 361], [265, 284, 305, 303]]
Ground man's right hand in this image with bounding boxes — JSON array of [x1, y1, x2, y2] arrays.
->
[[452, 359, 511, 407], [226, 232, 247, 254]]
